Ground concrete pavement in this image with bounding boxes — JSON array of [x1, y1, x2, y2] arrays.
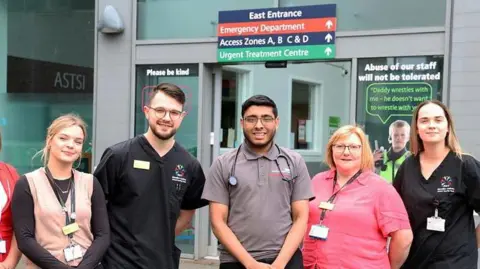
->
[[180, 258, 219, 269]]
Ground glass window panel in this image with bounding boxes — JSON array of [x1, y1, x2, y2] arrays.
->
[[221, 70, 239, 148], [279, 0, 447, 31], [137, 0, 275, 40], [218, 61, 351, 157], [135, 64, 200, 254], [291, 81, 314, 150], [1, 0, 94, 174]]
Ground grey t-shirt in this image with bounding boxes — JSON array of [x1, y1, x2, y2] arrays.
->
[[201, 143, 314, 263]]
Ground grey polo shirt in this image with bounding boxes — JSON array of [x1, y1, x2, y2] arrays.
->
[[202, 142, 314, 263]]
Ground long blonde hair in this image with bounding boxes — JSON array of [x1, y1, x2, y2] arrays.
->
[[325, 125, 375, 171], [34, 114, 88, 167], [410, 100, 462, 157]]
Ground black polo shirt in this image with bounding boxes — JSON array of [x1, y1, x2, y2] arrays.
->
[[393, 151, 480, 269], [94, 135, 208, 269]]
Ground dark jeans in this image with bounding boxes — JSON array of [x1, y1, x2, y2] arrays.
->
[[219, 249, 303, 269]]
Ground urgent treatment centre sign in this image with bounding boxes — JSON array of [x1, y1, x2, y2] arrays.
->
[[217, 4, 337, 62]]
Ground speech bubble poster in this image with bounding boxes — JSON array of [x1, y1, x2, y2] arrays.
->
[[356, 56, 444, 152]]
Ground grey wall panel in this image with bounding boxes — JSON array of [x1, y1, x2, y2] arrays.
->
[[93, 0, 134, 165], [135, 31, 445, 64], [335, 32, 445, 58], [136, 40, 217, 64], [450, 0, 480, 158]]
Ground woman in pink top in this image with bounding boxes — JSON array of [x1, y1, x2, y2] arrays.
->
[[302, 125, 413, 269]]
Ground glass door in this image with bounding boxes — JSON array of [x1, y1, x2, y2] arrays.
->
[[134, 64, 200, 256]]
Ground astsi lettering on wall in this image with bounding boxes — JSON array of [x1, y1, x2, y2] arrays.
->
[[54, 72, 86, 90], [7, 56, 93, 94]]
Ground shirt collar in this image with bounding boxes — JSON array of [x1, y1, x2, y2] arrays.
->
[[324, 169, 371, 185], [241, 141, 279, 161]]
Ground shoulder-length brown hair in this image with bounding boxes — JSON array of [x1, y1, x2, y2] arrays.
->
[[325, 125, 374, 171], [410, 99, 462, 157]]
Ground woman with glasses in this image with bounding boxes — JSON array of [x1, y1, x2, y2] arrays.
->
[[0, 129, 22, 269], [393, 100, 480, 269], [302, 125, 413, 269]]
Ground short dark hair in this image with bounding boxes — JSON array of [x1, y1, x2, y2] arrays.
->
[[241, 95, 278, 117], [149, 83, 186, 108]]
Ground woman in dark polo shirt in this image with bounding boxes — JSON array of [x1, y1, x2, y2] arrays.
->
[[393, 100, 480, 269]]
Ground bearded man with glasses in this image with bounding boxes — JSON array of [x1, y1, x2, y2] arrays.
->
[[94, 83, 209, 269]]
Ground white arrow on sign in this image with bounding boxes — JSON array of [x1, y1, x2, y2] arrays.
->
[[325, 33, 333, 43], [324, 47, 332, 56], [325, 20, 333, 29]]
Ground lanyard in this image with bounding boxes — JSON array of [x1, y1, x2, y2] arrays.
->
[[45, 168, 76, 238], [319, 170, 362, 224]]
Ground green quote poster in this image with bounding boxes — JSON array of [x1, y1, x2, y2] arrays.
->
[[356, 56, 443, 153]]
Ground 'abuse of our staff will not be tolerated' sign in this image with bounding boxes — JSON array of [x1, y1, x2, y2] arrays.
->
[[217, 4, 337, 62]]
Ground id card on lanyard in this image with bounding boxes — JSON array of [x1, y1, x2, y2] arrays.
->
[[45, 168, 83, 262], [309, 170, 362, 241], [426, 198, 445, 232]]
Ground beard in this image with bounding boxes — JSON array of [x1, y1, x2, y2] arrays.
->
[[149, 120, 177, 141], [243, 129, 276, 150]]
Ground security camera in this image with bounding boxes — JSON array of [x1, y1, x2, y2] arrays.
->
[[342, 69, 349, 76]]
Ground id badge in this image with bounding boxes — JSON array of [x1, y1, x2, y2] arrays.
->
[[427, 217, 445, 232], [309, 224, 329, 240], [62, 223, 80, 235], [318, 202, 335, 210], [0, 240, 6, 254], [64, 244, 83, 262], [64, 246, 74, 262]]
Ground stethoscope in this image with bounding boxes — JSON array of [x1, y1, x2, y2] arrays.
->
[[228, 144, 297, 186]]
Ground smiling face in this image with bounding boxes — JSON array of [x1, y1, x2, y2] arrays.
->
[[332, 133, 363, 175], [144, 91, 185, 141], [416, 103, 449, 145], [48, 125, 85, 165], [240, 105, 279, 151]]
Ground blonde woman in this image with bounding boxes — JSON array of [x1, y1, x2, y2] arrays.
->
[[303, 125, 413, 269], [11, 114, 110, 269], [0, 130, 22, 269], [393, 100, 480, 269]]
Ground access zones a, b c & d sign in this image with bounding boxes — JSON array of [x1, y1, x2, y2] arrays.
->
[[217, 4, 337, 63]]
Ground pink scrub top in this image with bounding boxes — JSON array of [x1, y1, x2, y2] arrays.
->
[[302, 169, 410, 269]]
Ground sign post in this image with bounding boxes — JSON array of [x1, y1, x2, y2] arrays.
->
[[217, 4, 337, 62]]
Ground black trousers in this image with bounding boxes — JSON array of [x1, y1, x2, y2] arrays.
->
[[219, 249, 303, 269]]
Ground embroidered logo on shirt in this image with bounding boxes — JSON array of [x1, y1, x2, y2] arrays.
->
[[172, 164, 187, 184], [174, 164, 186, 177], [437, 176, 455, 193], [269, 168, 291, 178]]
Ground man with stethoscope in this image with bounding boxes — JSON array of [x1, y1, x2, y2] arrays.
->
[[202, 95, 314, 269]]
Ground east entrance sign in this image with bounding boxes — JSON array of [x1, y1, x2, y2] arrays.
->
[[217, 4, 337, 63]]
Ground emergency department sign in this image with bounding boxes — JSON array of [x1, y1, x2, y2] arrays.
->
[[217, 4, 337, 62]]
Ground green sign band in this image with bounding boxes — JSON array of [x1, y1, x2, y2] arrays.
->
[[217, 45, 335, 62]]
